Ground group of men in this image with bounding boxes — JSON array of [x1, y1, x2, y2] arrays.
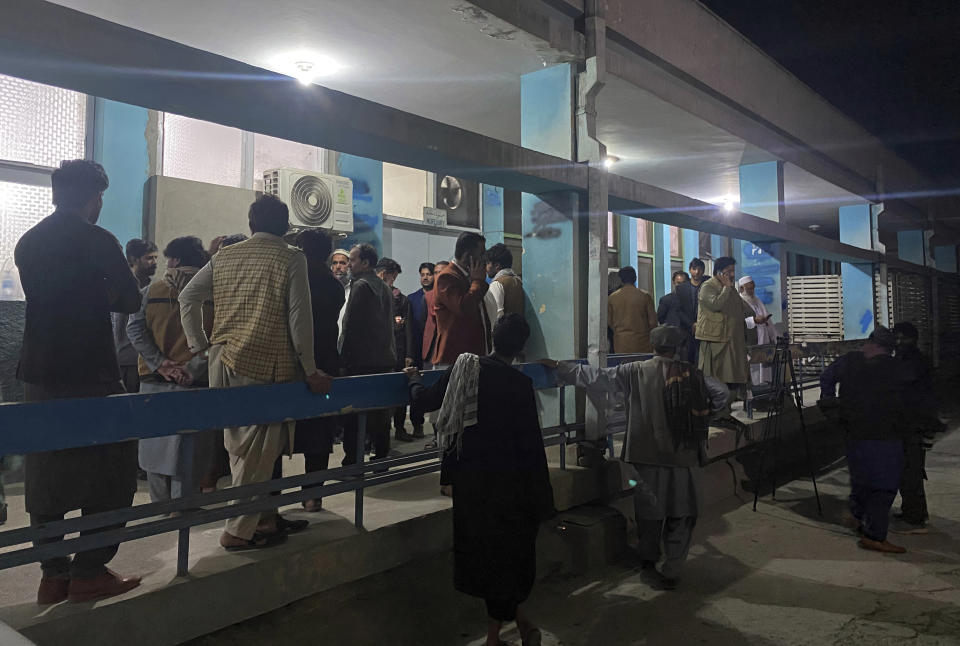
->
[[13, 158, 530, 605], [12, 158, 940, 620], [608, 255, 781, 408]]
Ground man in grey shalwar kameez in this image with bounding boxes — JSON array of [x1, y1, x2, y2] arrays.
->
[[548, 326, 728, 588]]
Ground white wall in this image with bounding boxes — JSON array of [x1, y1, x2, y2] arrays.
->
[[383, 222, 458, 296], [382, 163, 429, 221]]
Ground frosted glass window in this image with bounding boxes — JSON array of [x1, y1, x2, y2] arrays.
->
[[637, 219, 651, 254], [670, 225, 680, 258], [383, 163, 429, 221], [0, 182, 52, 269], [162, 114, 242, 188], [0, 74, 86, 167], [607, 213, 615, 249], [253, 133, 321, 189]]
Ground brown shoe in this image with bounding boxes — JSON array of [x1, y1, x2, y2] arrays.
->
[[858, 537, 907, 554], [37, 577, 69, 605], [68, 570, 141, 603]]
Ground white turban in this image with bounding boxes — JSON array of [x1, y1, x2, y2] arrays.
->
[[738, 276, 755, 287]]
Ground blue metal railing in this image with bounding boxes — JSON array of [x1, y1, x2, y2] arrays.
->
[[0, 357, 647, 576]]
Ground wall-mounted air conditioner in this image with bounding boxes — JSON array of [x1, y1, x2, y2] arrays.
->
[[263, 168, 353, 233]]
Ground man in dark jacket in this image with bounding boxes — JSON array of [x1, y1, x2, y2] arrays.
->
[[657, 271, 695, 359], [820, 326, 908, 554], [407, 262, 435, 438], [276, 229, 345, 512], [376, 257, 415, 442], [891, 322, 939, 534], [15, 160, 143, 604], [339, 243, 395, 465], [406, 314, 553, 646]]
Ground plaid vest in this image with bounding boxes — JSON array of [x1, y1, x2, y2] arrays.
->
[[210, 237, 300, 383]]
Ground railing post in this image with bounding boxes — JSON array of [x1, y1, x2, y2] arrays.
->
[[176, 432, 195, 577], [558, 386, 567, 470], [354, 412, 366, 529]]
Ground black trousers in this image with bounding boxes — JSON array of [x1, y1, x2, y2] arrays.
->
[[485, 597, 520, 622], [900, 441, 928, 525], [342, 410, 391, 465], [32, 502, 130, 580], [392, 406, 407, 432]]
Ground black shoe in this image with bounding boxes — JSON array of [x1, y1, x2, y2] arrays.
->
[[395, 429, 414, 442], [640, 559, 657, 571], [0, 504, 6, 525], [275, 515, 309, 534], [411, 424, 425, 439], [658, 573, 680, 590]]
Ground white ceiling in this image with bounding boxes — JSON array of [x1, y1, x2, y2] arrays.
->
[[50, 0, 863, 235], [597, 74, 746, 207], [49, 0, 561, 144]]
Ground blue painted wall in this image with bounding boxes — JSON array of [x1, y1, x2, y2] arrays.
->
[[481, 184, 505, 245], [521, 64, 576, 426], [682, 228, 699, 271], [653, 222, 671, 303], [738, 161, 782, 222], [838, 204, 872, 250], [935, 245, 957, 274], [842, 262, 875, 339], [520, 65, 573, 159], [739, 241, 783, 325], [710, 234, 726, 259], [92, 98, 150, 246], [897, 230, 925, 266], [336, 154, 383, 255], [618, 215, 638, 269]]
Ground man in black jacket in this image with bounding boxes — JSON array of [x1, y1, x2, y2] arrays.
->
[[657, 271, 695, 359], [339, 243, 395, 465], [820, 327, 908, 554], [15, 160, 143, 604], [891, 322, 938, 534]]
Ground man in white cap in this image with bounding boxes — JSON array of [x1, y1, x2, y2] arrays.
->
[[542, 326, 728, 589], [330, 248, 350, 287], [738, 276, 778, 385]]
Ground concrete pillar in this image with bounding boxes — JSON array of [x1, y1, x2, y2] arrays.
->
[[481, 184, 505, 246], [335, 154, 383, 256], [617, 215, 638, 270], [92, 98, 153, 244], [935, 245, 958, 273], [521, 63, 579, 427], [738, 161, 784, 222], [836, 203, 877, 339], [652, 222, 671, 303]]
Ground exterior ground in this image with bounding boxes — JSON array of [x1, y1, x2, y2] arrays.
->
[[190, 419, 960, 646]]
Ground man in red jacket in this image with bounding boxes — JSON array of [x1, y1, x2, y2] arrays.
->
[[433, 232, 489, 366]]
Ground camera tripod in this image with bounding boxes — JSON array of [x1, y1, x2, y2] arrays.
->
[[751, 335, 823, 515]]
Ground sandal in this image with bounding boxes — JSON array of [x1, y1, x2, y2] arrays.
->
[[223, 531, 287, 552]]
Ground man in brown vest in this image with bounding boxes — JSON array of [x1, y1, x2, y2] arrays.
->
[[180, 194, 332, 551], [483, 242, 524, 326]]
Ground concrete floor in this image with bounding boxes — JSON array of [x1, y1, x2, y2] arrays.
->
[[189, 426, 960, 645]]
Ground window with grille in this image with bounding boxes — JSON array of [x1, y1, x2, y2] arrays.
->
[[0, 74, 87, 287], [0, 75, 86, 168], [161, 114, 243, 188], [252, 133, 323, 190]]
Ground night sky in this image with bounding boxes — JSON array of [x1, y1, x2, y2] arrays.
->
[[698, 0, 960, 187]]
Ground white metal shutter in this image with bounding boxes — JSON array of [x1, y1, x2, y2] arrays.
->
[[787, 274, 844, 341]]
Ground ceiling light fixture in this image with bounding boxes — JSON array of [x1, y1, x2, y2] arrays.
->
[[294, 61, 316, 86], [603, 155, 620, 169]]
